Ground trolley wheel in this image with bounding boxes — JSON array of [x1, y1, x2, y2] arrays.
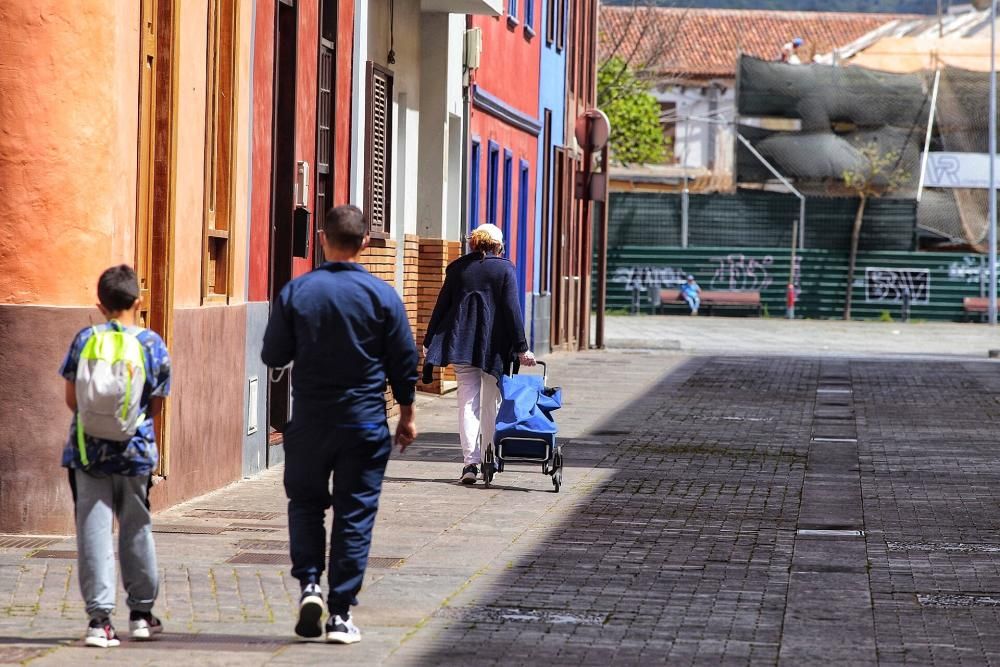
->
[[483, 448, 496, 488], [551, 451, 563, 493]]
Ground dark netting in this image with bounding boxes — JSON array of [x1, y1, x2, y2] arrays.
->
[[738, 56, 929, 130], [607, 193, 682, 246], [736, 56, 930, 197], [926, 66, 1000, 249]]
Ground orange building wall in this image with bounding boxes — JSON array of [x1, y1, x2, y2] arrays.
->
[[0, 1, 139, 306]]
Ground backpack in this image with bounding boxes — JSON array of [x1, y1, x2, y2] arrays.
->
[[74, 323, 147, 463]]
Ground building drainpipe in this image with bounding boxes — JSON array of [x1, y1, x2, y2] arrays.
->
[[460, 16, 473, 253]]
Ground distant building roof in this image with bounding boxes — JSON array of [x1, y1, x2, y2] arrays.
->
[[599, 7, 913, 82]]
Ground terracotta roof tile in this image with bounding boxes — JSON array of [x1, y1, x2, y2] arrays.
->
[[600, 7, 916, 80]]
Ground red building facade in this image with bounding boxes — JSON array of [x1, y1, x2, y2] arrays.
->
[[469, 3, 542, 310]]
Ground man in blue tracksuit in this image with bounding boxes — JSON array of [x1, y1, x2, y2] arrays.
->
[[262, 205, 418, 645]]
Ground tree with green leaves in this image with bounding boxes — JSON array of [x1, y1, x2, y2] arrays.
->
[[841, 141, 910, 319], [598, 56, 666, 166]]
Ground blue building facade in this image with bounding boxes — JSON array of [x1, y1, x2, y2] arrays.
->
[[532, 0, 567, 351]]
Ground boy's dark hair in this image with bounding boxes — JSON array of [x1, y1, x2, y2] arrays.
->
[[97, 264, 140, 312], [323, 205, 367, 252]]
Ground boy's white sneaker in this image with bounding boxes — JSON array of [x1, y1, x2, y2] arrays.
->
[[129, 611, 164, 640], [84, 618, 120, 648]]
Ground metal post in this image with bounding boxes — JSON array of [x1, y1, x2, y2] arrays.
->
[[917, 69, 941, 203], [990, 0, 998, 325], [595, 144, 610, 349], [681, 113, 689, 248], [736, 132, 807, 249], [788, 217, 798, 320]]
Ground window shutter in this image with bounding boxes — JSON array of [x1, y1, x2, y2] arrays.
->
[[364, 62, 393, 235]]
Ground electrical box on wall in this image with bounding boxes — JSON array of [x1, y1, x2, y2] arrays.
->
[[293, 207, 310, 258], [294, 160, 309, 208], [465, 28, 482, 70]]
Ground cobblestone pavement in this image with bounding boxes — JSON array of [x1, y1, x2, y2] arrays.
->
[[6, 344, 1000, 665]]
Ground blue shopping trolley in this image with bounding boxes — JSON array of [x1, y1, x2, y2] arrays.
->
[[482, 361, 564, 492]]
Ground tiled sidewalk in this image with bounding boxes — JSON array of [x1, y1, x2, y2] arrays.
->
[[6, 347, 1000, 665]]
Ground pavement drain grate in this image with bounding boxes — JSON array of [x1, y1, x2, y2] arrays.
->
[[28, 549, 78, 559], [185, 509, 281, 521], [153, 525, 226, 535], [369, 557, 405, 568], [811, 437, 858, 444], [437, 605, 606, 626], [227, 552, 289, 565], [797, 529, 864, 537], [888, 541, 1000, 554], [917, 594, 1000, 608], [236, 539, 288, 551], [0, 536, 62, 549], [225, 523, 279, 533]]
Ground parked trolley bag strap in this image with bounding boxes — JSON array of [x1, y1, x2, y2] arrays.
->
[[74, 322, 147, 466]]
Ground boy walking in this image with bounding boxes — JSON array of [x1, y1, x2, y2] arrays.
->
[[262, 205, 418, 644], [60, 265, 171, 647]]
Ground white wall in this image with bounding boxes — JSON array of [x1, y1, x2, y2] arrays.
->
[[654, 84, 734, 176], [369, 0, 422, 238], [416, 13, 466, 241]]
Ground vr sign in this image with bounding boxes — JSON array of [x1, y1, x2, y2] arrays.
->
[[924, 152, 1000, 189]]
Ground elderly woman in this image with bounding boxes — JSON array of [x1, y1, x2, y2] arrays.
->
[[422, 223, 536, 484]]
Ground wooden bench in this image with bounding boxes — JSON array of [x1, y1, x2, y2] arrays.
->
[[963, 297, 998, 321], [658, 288, 762, 316]]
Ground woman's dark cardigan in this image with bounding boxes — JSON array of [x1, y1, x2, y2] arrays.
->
[[422, 251, 528, 379]]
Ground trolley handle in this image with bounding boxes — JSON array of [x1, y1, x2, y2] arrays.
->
[[511, 359, 547, 384]]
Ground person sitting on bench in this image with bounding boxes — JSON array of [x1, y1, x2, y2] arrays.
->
[[681, 275, 701, 316]]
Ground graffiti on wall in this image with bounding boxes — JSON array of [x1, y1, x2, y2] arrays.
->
[[865, 267, 930, 304], [613, 266, 688, 293], [708, 254, 775, 292], [948, 256, 986, 284]]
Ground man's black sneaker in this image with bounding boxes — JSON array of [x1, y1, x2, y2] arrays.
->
[[295, 583, 325, 639], [129, 610, 164, 640], [461, 464, 478, 485], [325, 612, 362, 644]]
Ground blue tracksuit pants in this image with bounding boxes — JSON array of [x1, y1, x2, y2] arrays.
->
[[282, 419, 392, 615]]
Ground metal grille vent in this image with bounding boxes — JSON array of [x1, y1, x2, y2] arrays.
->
[[236, 539, 288, 551], [184, 509, 281, 521], [153, 525, 226, 535], [225, 524, 279, 533], [0, 536, 62, 549]]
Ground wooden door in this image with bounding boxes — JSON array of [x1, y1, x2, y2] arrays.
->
[[136, 0, 158, 328], [135, 0, 178, 475], [268, 0, 298, 434]]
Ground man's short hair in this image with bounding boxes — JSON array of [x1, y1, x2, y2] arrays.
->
[[97, 264, 140, 312], [323, 205, 367, 251]]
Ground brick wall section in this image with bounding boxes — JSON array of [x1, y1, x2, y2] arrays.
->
[[359, 238, 400, 417], [416, 238, 462, 395]]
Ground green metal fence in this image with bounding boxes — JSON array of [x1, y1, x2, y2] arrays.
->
[[602, 246, 988, 321], [609, 191, 918, 251]]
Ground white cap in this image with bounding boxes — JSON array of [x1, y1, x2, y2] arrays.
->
[[469, 223, 504, 243]]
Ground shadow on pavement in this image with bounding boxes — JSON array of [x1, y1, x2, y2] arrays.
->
[[401, 356, 816, 665]]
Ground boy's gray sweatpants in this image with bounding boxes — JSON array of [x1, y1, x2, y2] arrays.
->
[[73, 470, 158, 620]]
